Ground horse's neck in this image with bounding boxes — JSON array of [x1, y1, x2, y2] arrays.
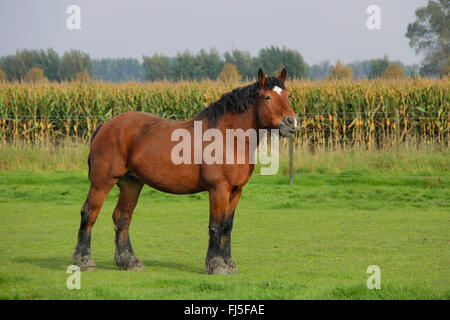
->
[[217, 106, 259, 134]]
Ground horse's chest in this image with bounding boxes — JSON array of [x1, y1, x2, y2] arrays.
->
[[228, 165, 253, 187], [202, 164, 253, 189]]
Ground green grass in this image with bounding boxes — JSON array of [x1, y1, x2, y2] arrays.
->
[[0, 166, 449, 299]]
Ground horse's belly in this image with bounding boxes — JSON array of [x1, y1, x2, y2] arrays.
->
[[131, 160, 205, 194], [145, 175, 204, 194], [146, 180, 204, 194]]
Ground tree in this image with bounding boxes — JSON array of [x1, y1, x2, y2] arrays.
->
[[142, 54, 171, 81], [196, 48, 224, 80], [383, 63, 405, 79], [218, 63, 241, 82], [439, 61, 450, 78], [94, 58, 144, 82], [347, 60, 372, 79], [328, 60, 353, 80], [224, 49, 255, 80], [0, 48, 61, 82], [60, 49, 92, 81], [369, 55, 391, 79], [168, 49, 224, 81], [170, 50, 200, 80], [406, 0, 449, 76], [23, 67, 47, 83], [0, 49, 40, 81], [75, 71, 91, 82], [37, 48, 61, 82], [0, 69, 7, 82], [253, 46, 310, 79], [439, 59, 450, 77], [404, 64, 420, 78], [310, 61, 331, 80]]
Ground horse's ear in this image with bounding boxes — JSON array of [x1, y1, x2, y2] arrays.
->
[[258, 68, 266, 88], [278, 68, 287, 83]]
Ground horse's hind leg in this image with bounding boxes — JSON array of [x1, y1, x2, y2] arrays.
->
[[113, 175, 144, 270], [73, 182, 114, 271]]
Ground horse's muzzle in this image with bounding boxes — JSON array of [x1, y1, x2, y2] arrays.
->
[[279, 116, 300, 136]]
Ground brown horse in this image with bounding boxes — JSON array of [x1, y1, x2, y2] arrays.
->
[[73, 68, 299, 274]]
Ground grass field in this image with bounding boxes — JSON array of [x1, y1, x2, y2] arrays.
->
[[0, 144, 449, 299]]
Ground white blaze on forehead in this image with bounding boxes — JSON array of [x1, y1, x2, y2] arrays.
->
[[272, 86, 283, 96]]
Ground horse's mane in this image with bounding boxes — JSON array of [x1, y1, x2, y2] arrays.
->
[[195, 76, 285, 126]]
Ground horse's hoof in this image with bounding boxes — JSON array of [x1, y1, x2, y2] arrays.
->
[[127, 260, 145, 271], [205, 257, 239, 275], [213, 267, 238, 275], [79, 265, 97, 272], [73, 254, 96, 271], [129, 263, 145, 271], [207, 264, 238, 275], [116, 257, 145, 271]]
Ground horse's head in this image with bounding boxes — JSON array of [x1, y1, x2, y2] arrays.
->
[[255, 68, 299, 136]]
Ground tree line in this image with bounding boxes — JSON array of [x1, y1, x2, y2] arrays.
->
[[0, 46, 426, 83], [142, 47, 310, 81], [0, 46, 311, 82], [311, 56, 421, 80], [0, 48, 144, 83]]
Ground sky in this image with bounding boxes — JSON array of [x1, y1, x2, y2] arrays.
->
[[0, 0, 428, 65]]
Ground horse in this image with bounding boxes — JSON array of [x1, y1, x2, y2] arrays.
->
[[73, 68, 299, 275]]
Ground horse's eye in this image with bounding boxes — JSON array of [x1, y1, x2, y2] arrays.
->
[[265, 96, 271, 101]]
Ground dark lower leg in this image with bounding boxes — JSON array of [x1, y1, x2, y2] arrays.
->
[[73, 182, 113, 271], [221, 217, 236, 268], [113, 179, 144, 270], [114, 212, 144, 270], [73, 200, 96, 270], [205, 216, 237, 275]]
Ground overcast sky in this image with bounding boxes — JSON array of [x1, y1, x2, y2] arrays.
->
[[0, 0, 427, 65]]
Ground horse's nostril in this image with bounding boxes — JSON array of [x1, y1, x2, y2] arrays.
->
[[285, 116, 294, 125]]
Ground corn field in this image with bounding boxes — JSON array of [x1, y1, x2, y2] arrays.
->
[[0, 78, 448, 148]]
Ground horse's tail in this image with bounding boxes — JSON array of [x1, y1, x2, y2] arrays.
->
[[88, 123, 103, 181]]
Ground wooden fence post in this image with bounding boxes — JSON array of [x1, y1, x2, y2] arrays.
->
[[289, 134, 294, 185]]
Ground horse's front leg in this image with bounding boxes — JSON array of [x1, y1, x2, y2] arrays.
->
[[205, 185, 241, 275]]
